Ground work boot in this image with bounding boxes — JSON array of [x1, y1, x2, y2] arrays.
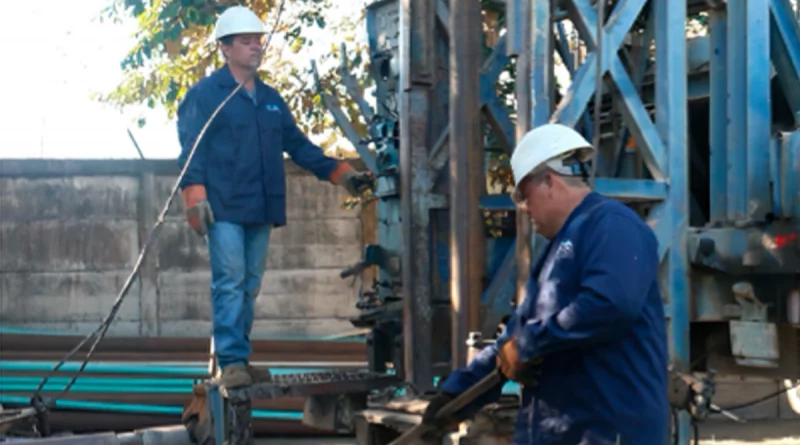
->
[[247, 365, 273, 383], [218, 365, 253, 388]]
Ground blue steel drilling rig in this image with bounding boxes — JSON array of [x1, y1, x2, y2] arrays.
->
[[308, 0, 800, 443], [186, 1, 800, 445]]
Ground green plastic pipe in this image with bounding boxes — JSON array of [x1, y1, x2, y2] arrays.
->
[[1, 376, 195, 387], [1, 363, 519, 394], [0, 395, 303, 421], [1, 384, 193, 394]]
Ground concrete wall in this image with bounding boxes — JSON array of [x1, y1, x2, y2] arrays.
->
[[1, 159, 797, 420], [0, 159, 371, 339]]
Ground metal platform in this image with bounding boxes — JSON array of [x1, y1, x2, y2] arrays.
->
[[220, 371, 402, 402], [201, 371, 403, 445]]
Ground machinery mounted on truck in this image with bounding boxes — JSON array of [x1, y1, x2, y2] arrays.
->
[[161, 0, 800, 444], [2, 0, 798, 444], [302, 0, 800, 444]]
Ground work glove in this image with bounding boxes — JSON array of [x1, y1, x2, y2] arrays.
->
[[496, 336, 543, 386], [421, 391, 461, 437], [341, 169, 375, 196], [181, 184, 215, 237], [329, 162, 374, 197]]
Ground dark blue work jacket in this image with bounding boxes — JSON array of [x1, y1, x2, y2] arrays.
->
[[176, 65, 340, 226], [440, 192, 669, 445]]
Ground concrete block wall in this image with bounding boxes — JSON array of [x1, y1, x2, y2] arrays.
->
[[0, 159, 369, 339]]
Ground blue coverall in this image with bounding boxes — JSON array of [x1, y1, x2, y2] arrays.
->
[[439, 192, 669, 445], [176, 65, 347, 369]]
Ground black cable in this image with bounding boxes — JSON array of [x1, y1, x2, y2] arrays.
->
[[25, 0, 288, 416], [719, 382, 799, 411], [671, 409, 678, 445]]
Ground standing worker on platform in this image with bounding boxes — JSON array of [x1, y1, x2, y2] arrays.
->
[[176, 5, 371, 389], [423, 124, 668, 444]]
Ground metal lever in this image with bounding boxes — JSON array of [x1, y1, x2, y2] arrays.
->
[[339, 245, 388, 279], [340, 261, 368, 279], [710, 403, 746, 423], [388, 370, 503, 445]]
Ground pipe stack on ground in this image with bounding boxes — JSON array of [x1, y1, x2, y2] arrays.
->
[[0, 332, 367, 436]]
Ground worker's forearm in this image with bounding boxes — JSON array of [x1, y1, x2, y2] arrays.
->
[[439, 314, 522, 394], [516, 292, 636, 362], [439, 343, 499, 392]]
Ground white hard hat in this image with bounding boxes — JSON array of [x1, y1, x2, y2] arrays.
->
[[214, 6, 266, 40], [510, 123, 594, 201]]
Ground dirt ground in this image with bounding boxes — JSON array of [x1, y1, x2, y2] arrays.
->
[[254, 420, 800, 444], [696, 419, 800, 444]]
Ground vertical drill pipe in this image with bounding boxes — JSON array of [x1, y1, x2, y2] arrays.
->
[[654, 0, 690, 442], [449, 0, 484, 369], [399, 0, 435, 391], [514, 0, 533, 306]]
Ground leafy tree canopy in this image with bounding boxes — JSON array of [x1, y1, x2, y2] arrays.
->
[[94, 0, 372, 155]]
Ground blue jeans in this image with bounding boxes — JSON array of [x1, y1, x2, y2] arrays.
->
[[206, 221, 272, 370]]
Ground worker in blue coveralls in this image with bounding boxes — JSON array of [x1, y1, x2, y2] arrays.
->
[[422, 124, 669, 444], [176, 6, 372, 389]]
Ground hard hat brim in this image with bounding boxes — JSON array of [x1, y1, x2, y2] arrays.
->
[[509, 146, 594, 203], [216, 29, 267, 40]]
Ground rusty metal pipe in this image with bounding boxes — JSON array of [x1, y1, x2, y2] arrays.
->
[[514, 0, 533, 306], [387, 370, 503, 445], [449, 0, 485, 370], [399, 0, 436, 391]]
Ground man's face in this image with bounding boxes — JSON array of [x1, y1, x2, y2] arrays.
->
[[517, 172, 561, 239], [222, 33, 266, 70]]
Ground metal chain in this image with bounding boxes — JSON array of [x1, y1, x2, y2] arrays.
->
[[22, 0, 288, 417]]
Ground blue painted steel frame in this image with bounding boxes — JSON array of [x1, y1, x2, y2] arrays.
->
[[777, 131, 800, 220], [540, 0, 688, 442], [556, 0, 666, 181], [653, 0, 690, 443], [769, 0, 800, 119], [709, 8, 728, 223], [729, 0, 772, 222], [745, 0, 773, 222], [726, 1, 749, 222]]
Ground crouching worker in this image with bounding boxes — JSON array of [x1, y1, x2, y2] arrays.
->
[[176, 5, 372, 389], [422, 124, 669, 444]]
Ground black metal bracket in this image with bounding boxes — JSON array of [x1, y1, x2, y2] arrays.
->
[[30, 395, 51, 438], [340, 244, 391, 279]]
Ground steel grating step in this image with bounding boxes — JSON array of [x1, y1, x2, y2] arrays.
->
[[220, 370, 402, 402]]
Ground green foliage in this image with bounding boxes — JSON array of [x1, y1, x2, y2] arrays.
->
[[687, 12, 709, 27], [94, 0, 371, 152]]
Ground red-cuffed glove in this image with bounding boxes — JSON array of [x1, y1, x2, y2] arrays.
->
[[181, 184, 215, 236], [328, 162, 374, 196]]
